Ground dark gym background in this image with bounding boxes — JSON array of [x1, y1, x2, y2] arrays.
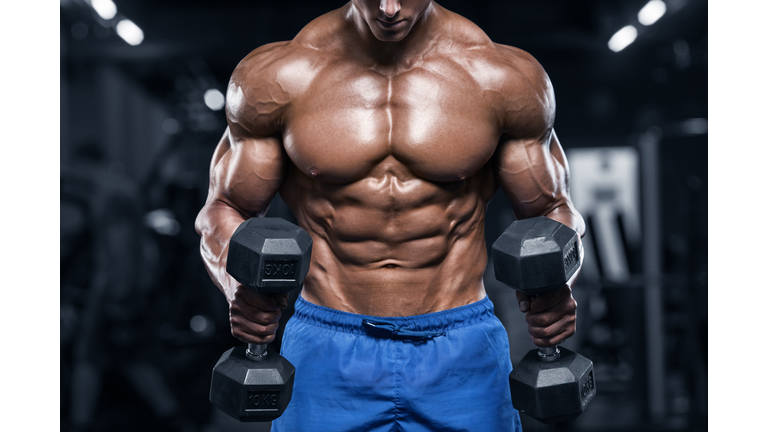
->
[[59, 1, 708, 431]]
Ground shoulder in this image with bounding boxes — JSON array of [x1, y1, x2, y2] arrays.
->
[[225, 42, 293, 136], [226, 39, 329, 136], [230, 41, 293, 82], [491, 44, 552, 92], [457, 41, 553, 106], [225, 10, 345, 136], [435, 30, 554, 137], [433, 11, 554, 123], [472, 43, 555, 136]]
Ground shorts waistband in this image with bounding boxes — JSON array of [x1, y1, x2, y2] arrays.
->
[[292, 295, 496, 336]]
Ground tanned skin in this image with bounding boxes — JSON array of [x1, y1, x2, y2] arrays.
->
[[195, 0, 586, 349]]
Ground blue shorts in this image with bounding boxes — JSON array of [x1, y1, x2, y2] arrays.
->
[[272, 295, 523, 432]]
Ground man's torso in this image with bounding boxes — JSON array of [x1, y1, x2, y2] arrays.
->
[[231, 7, 542, 315]]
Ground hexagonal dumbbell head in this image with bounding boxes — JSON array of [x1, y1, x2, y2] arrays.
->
[[227, 218, 313, 293], [210, 346, 296, 422], [509, 347, 596, 424], [492, 216, 580, 297]]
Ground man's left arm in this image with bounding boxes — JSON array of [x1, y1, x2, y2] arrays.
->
[[493, 51, 586, 347]]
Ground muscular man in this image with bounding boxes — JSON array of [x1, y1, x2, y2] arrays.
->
[[196, 1, 585, 430]]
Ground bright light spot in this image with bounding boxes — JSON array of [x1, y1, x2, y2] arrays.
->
[[190, 315, 209, 333], [116, 19, 144, 46], [90, 0, 117, 20], [608, 25, 638, 52], [638, 1, 667, 26], [144, 209, 180, 236], [204, 89, 226, 111]]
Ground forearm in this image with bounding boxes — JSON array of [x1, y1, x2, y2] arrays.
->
[[195, 199, 250, 300], [197, 126, 287, 299]]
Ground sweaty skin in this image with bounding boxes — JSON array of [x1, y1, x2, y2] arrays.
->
[[195, 0, 586, 348]]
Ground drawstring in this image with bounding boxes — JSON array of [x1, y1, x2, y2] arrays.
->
[[362, 319, 445, 343]]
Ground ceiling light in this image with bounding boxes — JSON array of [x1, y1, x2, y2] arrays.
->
[[638, 1, 667, 26], [116, 19, 144, 46], [90, 0, 117, 20], [204, 89, 226, 111], [608, 25, 638, 52]]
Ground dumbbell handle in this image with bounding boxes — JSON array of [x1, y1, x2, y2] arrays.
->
[[246, 343, 268, 359], [538, 345, 560, 362]]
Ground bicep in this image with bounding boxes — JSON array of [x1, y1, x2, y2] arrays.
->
[[492, 47, 585, 236], [494, 129, 572, 221], [207, 126, 288, 218]]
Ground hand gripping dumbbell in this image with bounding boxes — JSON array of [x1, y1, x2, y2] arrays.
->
[[209, 217, 312, 422], [492, 216, 596, 424]]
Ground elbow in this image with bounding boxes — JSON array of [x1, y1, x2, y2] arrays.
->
[[194, 203, 213, 238], [544, 203, 586, 238], [569, 207, 586, 239]]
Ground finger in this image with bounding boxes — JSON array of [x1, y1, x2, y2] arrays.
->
[[529, 285, 572, 314], [233, 285, 281, 311], [526, 297, 577, 328], [515, 291, 532, 313], [529, 313, 576, 347], [230, 301, 282, 326], [229, 314, 281, 344]]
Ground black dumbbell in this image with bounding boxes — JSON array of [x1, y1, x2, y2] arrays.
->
[[492, 216, 596, 424], [209, 217, 312, 422]]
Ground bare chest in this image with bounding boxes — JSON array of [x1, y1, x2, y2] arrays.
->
[[282, 66, 500, 183]]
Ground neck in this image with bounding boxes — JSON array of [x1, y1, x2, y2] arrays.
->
[[343, 2, 440, 65]]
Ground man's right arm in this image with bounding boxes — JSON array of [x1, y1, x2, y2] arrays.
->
[[195, 48, 292, 344]]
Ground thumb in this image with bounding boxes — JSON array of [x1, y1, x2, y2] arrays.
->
[[515, 291, 532, 313]]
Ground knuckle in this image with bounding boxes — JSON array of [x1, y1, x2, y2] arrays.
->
[[229, 298, 249, 314], [529, 325, 549, 338], [229, 318, 246, 335], [530, 314, 551, 328], [253, 334, 275, 344], [266, 309, 283, 322], [567, 298, 578, 311], [229, 304, 241, 317], [525, 314, 535, 326], [527, 325, 538, 337], [253, 310, 281, 325], [563, 323, 576, 337], [252, 323, 271, 334]]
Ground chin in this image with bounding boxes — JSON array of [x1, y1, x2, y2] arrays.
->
[[373, 29, 409, 43], [376, 34, 406, 42]]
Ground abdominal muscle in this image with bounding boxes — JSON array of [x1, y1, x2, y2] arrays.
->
[[280, 159, 494, 317]]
